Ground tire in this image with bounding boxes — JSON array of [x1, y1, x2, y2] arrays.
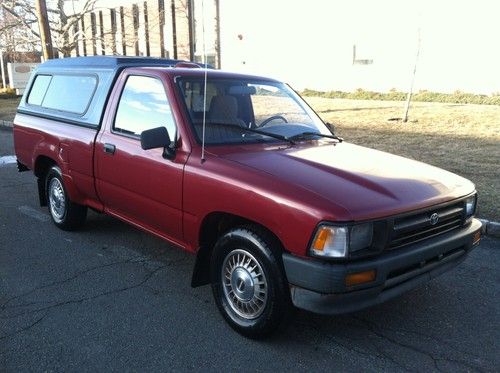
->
[[46, 165, 87, 230], [210, 226, 291, 338]]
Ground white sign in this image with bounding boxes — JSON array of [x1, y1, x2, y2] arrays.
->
[[7, 63, 38, 95]]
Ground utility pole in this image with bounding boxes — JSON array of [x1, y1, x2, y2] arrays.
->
[[0, 6, 6, 88], [214, 0, 221, 68], [171, 0, 177, 59], [0, 48, 6, 89], [187, 0, 195, 61], [403, 27, 421, 123], [35, 0, 54, 60]]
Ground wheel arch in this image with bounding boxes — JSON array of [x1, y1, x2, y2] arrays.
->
[[191, 211, 286, 288], [34, 155, 58, 206]]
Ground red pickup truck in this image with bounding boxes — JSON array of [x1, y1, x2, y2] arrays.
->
[[13, 56, 481, 337]]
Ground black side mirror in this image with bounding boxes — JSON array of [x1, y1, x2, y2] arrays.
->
[[140, 126, 175, 159]]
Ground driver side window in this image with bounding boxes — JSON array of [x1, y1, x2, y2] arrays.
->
[[114, 75, 176, 138]]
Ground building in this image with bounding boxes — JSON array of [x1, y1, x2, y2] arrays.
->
[[218, 0, 500, 94], [60, 0, 500, 94]]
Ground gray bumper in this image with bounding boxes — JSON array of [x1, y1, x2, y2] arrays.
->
[[283, 219, 482, 315]]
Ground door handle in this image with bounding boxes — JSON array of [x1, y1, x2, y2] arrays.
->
[[103, 143, 116, 154]]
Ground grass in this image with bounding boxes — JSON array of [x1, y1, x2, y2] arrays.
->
[[305, 97, 500, 221], [0, 97, 20, 121], [302, 88, 500, 106], [1, 96, 498, 220]]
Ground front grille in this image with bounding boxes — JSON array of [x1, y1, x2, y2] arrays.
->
[[387, 201, 465, 249]]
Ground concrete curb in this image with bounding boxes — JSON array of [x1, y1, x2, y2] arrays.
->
[[0, 116, 498, 240], [0, 120, 13, 128], [478, 219, 500, 239]]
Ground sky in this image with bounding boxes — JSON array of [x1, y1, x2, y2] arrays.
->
[[67, 0, 500, 94], [218, 0, 500, 93]]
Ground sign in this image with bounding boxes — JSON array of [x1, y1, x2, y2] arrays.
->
[[7, 63, 38, 95]]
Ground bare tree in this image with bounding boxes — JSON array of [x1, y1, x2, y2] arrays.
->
[[0, 3, 39, 57], [0, 0, 207, 60], [1, 0, 97, 57]]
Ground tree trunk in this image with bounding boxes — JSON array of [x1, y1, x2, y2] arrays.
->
[[35, 0, 54, 59]]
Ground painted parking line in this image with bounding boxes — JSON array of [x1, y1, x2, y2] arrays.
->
[[0, 155, 17, 166], [18, 205, 50, 222]]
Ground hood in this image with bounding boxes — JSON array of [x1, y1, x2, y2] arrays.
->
[[217, 142, 475, 221]]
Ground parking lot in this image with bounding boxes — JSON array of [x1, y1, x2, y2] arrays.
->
[[1, 127, 499, 372]]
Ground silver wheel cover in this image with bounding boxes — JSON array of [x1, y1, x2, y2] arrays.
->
[[221, 249, 268, 319], [48, 177, 66, 223]]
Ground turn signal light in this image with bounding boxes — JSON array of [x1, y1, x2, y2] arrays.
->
[[472, 230, 481, 245], [312, 227, 330, 251], [345, 270, 376, 287]]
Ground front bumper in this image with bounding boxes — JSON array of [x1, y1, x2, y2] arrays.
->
[[282, 218, 481, 315]]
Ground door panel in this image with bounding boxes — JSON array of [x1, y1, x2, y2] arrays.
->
[[95, 74, 185, 243]]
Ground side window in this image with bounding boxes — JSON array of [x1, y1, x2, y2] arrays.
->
[[27, 75, 52, 106], [43, 75, 97, 114], [27, 74, 97, 115], [114, 76, 176, 138]]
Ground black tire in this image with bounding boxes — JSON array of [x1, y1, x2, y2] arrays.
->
[[46, 165, 87, 230], [210, 226, 291, 338]]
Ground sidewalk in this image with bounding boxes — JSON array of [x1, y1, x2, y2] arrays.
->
[[1, 120, 13, 128]]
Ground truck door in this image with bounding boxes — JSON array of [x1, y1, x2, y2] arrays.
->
[[95, 73, 187, 245]]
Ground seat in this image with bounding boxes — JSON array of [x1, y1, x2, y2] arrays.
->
[[208, 95, 246, 127]]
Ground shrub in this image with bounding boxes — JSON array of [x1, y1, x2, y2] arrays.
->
[[301, 88, 500, 106], [0, 87, 17, 99]]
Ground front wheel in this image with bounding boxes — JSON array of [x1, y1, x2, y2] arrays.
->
[[46, 166, 87, 230], [211, 227, 291, 338]]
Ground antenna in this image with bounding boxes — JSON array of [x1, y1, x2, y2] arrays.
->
[[200, 0, 208, 162]]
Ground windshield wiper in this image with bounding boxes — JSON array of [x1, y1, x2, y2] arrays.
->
[[206, 122, 295, 144], [287, 131, 343, 142]]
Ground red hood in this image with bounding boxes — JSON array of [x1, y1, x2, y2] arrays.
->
[[215, 141, 475, 221]]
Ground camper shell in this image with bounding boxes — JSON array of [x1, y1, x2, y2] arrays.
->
[[17, 56, 203, 128]]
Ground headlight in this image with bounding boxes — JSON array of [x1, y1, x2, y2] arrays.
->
[[310, 223, 373, 258], [465, 195, 477, 218]]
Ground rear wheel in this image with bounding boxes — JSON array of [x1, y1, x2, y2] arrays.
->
[[46, 166, 87, 230], [211, 227, 291, 338]]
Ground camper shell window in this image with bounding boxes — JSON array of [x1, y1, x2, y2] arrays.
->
[[27, 74, 98, 115]]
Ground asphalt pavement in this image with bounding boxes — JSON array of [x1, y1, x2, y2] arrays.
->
[[1, 127, 499, 372]]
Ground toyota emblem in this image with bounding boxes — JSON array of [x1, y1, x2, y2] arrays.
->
[[429, 213, 439, 225]]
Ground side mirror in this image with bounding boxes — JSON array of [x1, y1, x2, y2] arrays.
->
[[325, 122, 335, 134], [140, 126, 175, 159]]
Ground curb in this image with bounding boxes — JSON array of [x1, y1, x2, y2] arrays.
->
[[0, 120, 13, 128], [478, 219, 500, 239]]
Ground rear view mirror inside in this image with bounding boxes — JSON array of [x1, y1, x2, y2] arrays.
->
[[228, 85, 257, 95]]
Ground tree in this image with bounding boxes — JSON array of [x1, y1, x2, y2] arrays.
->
[[0, 0, 97, 57], [0, 3, 39, 58]]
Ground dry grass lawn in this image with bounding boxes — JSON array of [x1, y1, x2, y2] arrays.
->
[[0, 97, 20, 121], [1, 97, 499, 220], [305, 97, 500, 221]]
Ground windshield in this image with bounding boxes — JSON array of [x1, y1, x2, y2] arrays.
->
[[177, 78, 329, 145]]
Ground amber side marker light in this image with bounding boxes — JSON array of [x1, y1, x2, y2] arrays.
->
[[313, 228, 330, 251], [473, 230, 481, 245], [345, 270, 377, 287]]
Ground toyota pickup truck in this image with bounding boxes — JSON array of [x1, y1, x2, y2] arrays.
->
[[13, 56, 481, 338]]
